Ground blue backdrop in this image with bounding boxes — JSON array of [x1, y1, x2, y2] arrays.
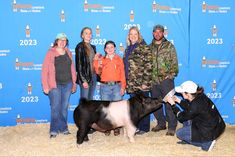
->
[[0, 0, 234, 126]]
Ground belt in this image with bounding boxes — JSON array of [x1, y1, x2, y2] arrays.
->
[[100, 81, 121, 85]]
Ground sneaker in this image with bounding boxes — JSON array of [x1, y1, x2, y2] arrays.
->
[[177, 140, 188, 145], [208, 140, 216, 151], [166, 130, 175, 136], [50, 134, 57, 138], [135, 130, 146, 135], [151, 125, 166, 132], [63, 131, 71, 135], [201, 140, 216, 151]]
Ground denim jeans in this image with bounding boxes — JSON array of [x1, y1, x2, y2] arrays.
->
[[80, 74, 97, 100], [48, 82, 72, 135], [176, 124, 214, 150], [100, 83, 122, 101]]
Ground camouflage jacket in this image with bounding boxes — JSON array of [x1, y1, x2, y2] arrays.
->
[[149, 37, 179, 84], [123, 41, 152, 93]]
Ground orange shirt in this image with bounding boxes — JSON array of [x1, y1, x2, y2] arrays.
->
[[93, 54, 126, 90]]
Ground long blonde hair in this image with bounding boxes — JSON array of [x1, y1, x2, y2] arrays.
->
[[126, 26, 143, 46]]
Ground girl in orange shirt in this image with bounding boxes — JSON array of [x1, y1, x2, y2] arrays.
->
[[94, 40, 126, 101]]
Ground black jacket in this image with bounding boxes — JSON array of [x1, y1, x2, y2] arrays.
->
[[172, 93, 226, 142], [75, 42, 96, 84]]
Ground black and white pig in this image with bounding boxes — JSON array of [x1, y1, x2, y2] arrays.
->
[[73, 94, 162, 145]]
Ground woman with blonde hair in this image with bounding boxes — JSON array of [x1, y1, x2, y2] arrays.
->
[[123, 26, 153, 135]]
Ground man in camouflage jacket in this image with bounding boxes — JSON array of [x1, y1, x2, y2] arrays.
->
[[149, 24, 179, 136]]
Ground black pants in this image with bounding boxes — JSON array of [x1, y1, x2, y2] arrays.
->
[[151, 79, 177, 130], [130, 91, 150, 132], [138, 114, 150, 132]]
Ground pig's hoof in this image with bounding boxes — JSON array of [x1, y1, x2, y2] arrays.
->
[[77, 144, 81, 148]]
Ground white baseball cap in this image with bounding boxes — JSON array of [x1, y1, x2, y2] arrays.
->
[[175, 81, 198, 94], [56, 33, 67, 40]]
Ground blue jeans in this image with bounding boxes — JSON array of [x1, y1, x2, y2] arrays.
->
[[100, 83, 122, 101], [176, 124, 214, 150], [80, 74, 97, 100], [48, 82, 72, 135]]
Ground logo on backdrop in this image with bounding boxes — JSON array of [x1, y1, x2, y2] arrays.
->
[[207, 25, 223, 45], [96, 25, 100, 37], [163, 26, 174, 44], [19, 25, 38, 46], [20, 83, 39, 105], [202, 1, 230, 14], [91, 25, 106, 46], [25, 25, 30, 38], [93, 82, 101, 100], [15, 58, 42, 71], [16, 114, 35, 124], [12, 0, 45, 13], [164, 26, 168, 38], [211, 80, 217, 92], [123, 10, 141, 31], [151, 0, 181, 14], [211, 25, 218, 37], [60, 9, 65, 22], [16, 114, 48, 124], [152, 0, 157, 12], [201, 56, 230, 68], [119, 43, 125, 55], [27, 82, 32, 95], [83, 0, 115, 13], [206, 79, 222, 99], [130, 10, 134, 22]]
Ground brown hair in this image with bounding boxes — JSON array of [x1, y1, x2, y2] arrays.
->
[[80, 27, 92, 56], [104, 40, 116, 56], [52, 39, 69, 48]]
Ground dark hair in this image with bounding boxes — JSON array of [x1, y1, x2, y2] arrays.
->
[[153, 24, 164, 32], [53, 38, 69, 48], [104, 40, 116, 57], [104, 40, 116, 49]]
